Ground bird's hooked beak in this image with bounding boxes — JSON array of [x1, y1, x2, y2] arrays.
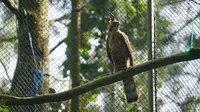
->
[[112, 21, 120, 27]]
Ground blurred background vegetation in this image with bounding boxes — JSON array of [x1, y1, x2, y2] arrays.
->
[[0, 0, 200, 112]]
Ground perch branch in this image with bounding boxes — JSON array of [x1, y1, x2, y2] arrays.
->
[[0, 48, 200, 105]]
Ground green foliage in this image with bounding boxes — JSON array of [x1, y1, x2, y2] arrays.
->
[[80, 90, 101, 111], [159, 64, 185, 78], [77, 0, 150, 80], [80, 32, 92, 58], [155, 14, 171, 46], [65, 0, 150, 111], [126, 103, 138, 112], [0, 15, 17, 62], [90, 94, 97, 102], [0, 16, 17, 42], [157, 81, 162, 88], [0, 106, 10, 112], [159, 74, 166, 80], [62, 0, 172, 111]]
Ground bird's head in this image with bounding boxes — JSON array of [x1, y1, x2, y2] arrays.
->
[[110, 21, 120, 31], [106, 12, 120, 31]]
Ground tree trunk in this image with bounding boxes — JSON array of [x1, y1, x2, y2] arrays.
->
[[69, 0, 81, 112], [10, 0, 49, 112]]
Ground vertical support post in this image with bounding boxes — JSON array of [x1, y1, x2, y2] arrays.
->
[[147, 0, 154, 112]]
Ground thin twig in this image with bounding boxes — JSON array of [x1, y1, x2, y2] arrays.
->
[[49, 38, 66, 54], [49, 14, 70, 25], [163, 94, 182, 107], [0, 60, 12, 83]]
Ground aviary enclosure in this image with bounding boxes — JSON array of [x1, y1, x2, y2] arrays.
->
[[0, 0, 200, 112]]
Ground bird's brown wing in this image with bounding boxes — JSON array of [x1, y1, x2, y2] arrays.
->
[[106, 36, 114, 66], [119, 31, 138, 103], [119, 32, 134, 66]]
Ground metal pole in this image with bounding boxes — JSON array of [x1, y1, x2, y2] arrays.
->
[[147, 0, 154, 112]]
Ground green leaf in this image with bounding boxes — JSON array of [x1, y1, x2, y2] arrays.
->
[[163, 20, 170, 27], [158, 32, 164, 40], [90, 94, 97, 102], [127, 6, 137, 18], [159, 74, 165, 79], [157, 81, 162, 88], [0, 106, 10, 112]]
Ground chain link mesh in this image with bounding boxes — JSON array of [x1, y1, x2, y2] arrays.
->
[[0, 0, 199, 112], [155, 1, 200, 112]]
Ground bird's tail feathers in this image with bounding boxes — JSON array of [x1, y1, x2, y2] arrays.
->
[[123, 78, 138, 103]]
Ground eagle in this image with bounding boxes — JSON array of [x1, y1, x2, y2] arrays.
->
[[106, 12, 138, 103]]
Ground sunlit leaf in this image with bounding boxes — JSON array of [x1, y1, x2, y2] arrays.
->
[[157, 81, 162, 88]]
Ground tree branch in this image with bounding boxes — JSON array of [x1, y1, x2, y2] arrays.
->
[[49, 14, 70, 25], [0, 36, 17, 43], [163, 94, 182, 107], [1, 0, 19, 15], [0, 60, 12, 83], [49, 38, 66, 54], [1, 48, 200, 106]]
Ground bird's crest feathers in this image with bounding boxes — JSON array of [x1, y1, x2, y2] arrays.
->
[[105, 11, 120, 31]]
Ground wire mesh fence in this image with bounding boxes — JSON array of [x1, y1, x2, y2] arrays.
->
[[0, 0, 199, 112], [155, 0, 200, 112]]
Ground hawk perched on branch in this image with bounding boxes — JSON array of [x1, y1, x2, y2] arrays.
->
[[106, 12, 138, 103]]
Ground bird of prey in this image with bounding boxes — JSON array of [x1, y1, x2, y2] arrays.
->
[[106, 12, 138, 103]]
